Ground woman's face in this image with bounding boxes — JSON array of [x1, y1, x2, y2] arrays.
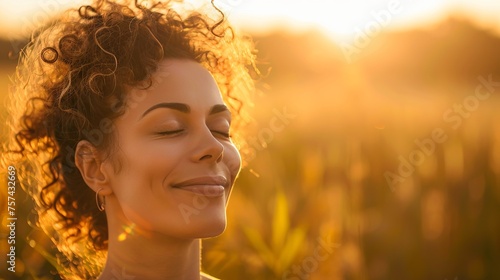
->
[[105, 59, 241, 239]]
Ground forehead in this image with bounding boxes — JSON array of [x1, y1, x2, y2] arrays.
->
[[125, 59, 224, 117]]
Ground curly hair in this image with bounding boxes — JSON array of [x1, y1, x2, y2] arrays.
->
[[1, 0, 257, 278]]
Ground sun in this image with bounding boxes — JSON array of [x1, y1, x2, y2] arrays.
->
[[217, 0, 464, 42]]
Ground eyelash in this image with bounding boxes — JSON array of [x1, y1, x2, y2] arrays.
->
[[156, 129, 183, 136], [213, 131, 231, 138], [156, 130, 231, 138]]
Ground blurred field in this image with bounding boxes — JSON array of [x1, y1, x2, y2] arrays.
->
[[1, 17, 500, 280]]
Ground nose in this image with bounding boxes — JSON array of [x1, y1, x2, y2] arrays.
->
[[191, 127, 224, 163]]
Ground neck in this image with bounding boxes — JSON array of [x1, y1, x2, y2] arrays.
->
[[98, 211, 202, 280]]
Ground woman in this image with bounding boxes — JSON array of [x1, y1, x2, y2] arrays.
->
[[2, 0, 256, 279]]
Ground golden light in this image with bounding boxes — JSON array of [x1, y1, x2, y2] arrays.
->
[[0, 0, 499, 41], [118, 223, 137, 242], [220, 0, 500, 43], [0, 0, 82, 38]]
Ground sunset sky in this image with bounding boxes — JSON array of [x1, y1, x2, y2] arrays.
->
[[0, 0, 499, 42]]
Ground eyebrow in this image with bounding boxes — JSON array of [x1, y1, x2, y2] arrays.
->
[[139, 102, 230, 120], [140, 103, 189, 119], [209, 104, 230, 115]]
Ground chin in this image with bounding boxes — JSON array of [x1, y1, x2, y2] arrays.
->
[[183, 210, 228, 239]]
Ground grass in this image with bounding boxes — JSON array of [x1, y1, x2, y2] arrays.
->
[[1, 28, 500, 279]]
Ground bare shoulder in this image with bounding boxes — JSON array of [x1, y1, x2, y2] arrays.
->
[[201, 272, 221, 280]]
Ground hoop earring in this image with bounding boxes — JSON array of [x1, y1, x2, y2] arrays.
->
[[96, 188, 106, 212]]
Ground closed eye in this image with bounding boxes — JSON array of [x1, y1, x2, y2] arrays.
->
[[212, 130, 231, 138], [156, 129, 184, 136], [155, 129, 230, 138]]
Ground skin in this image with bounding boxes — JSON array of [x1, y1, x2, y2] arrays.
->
[[75, 59, 241, 280]]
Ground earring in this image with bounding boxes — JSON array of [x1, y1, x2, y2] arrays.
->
[[96, 188, 106, 212]]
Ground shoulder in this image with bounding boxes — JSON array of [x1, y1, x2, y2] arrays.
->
[[201, 272, 221, 280]]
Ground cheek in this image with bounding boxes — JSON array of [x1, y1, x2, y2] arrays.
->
[[111, 140, 182, 200], [109, 140, 186, 229], [224, 143, 242, 182]]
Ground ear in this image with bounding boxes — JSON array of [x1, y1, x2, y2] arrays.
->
[[74, 140, 113, 195]]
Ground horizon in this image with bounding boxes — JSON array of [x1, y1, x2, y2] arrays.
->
[[1, 15, 499, 69]]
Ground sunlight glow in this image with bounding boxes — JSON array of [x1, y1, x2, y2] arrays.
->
[[0, 0, 499, 41], [118, 223, 136, 242], [0, 0, 84, 38], [222, 0, 500, 41]]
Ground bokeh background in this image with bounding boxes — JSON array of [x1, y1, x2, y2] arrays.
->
[[1, 0, 500, 279]]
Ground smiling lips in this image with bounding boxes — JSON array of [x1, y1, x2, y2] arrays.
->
[[172, 176, 228, 197]]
